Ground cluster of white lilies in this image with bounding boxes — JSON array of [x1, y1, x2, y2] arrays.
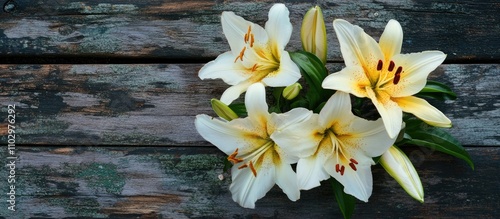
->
[[195, 4, 452, 209]]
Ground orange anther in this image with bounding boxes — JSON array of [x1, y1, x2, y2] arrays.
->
[[251, 63, 258, 72], [228, 148, 243, 164], [349, 162, 357, 171], [250, 34, 255, 47], [238, 164, 248, 169], [350, 158, 358, 165], [234, 47, 246, 63], [249, 161, 257, 177]]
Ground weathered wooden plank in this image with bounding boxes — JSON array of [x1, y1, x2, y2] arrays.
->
[[0, 0, 498, 62], [0, 63, 498, 146], [0, 146, 497, 218]]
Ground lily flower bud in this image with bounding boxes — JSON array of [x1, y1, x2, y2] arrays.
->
[[282, 83, 302, 100], [301, 5, 327, 64], [380, 146, 424, 203], [211, 98, 238, 121]]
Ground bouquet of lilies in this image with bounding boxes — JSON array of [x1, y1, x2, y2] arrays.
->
[[194, 4, 473, 218]]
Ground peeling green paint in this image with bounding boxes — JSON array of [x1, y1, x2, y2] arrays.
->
[[101, 133, 175, 145], [155, 153, 229, 217], [75, 163, 125, 195], [15, 119, 70, 144]]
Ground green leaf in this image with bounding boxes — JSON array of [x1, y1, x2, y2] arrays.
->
[[416, 80, 457, 101], [289, 51, 332, 110], [223, 157, 232, 173], [404, 117, 474, 169], [331, 178, 356, 219], [228, 103, 247, 117]]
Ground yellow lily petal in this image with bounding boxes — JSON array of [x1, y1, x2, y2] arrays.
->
[[322, 65, 370, 98], [393, 96, 452, 127], [265, 3, 293, 57], [379, 19, 403, 59], [366, 88, 403, 138], [387, 51, 447, 97], [333, 19, 384, 83], [198, 51, 250, 85]]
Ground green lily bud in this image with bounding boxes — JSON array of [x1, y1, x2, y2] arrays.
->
[[380, 146, 424, 203], [282, 83, 302, 100], [301, 5, 327, 64], [211, 98, 238, 121]]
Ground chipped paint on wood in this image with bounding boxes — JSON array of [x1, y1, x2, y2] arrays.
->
[[0, 64, 497, 146], [0, 146, 497, 218], [0, 1, 499, 61]]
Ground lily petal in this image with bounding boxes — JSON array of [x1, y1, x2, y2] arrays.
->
[[261, 51, 301, 87], [271, 113, 321, 159], [366, 88, 403, 138], [296, 141, 332, 190], [198, 51, 250, 85], [324, 157, 373, 202], [387, 51, 447, 97], [338, 117, 395, 158], [195, 115, 265, 155], [229, 162, 275, 208], [380, 146, 424, 203], [275, 163, 300, 201], [270, 107, 313, 131], [333, 19, 384, 83], [322, 65, 370, 99], [220, 81, 252, 104], [319, 91, 354, 129], [265, 3, 293, 57], [393, 96, 451, 127], [222, 11, 268, 58], [244, 83, 269, 120], [379, 19, 403, 59]]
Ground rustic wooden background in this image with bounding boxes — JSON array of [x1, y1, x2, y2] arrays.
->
[[0, 0, 498, 218]]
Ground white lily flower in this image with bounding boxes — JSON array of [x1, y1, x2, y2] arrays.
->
[[195, 83, 313, 208], [273, 91, 397, 201], [322, 19, 451, 138], [380, 146, 424, 203], [199, 4, 301, 104]]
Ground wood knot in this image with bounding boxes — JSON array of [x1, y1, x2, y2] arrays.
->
[[3, 0, 17, 13]]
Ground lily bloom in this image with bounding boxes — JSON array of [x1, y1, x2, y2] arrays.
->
[[322, 19, 451, 138], [199, 4, 301, 104], [195, 83, 312, 208], [273, 91, 396, 201]]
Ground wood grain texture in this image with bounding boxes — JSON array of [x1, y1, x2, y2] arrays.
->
[[0, 0, 498, 218], [0, 63, 498, 146], [0, 0, 498, 62], [0, 146, 496, 218]]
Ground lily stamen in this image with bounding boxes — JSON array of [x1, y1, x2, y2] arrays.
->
[[350, 158, 358, 164], [349, 162, 358, 171], [234, 47, 246, 63], [388, 60, 395, 71], [251, 63, 259, 72], [249, 161, 257, 177], [335, 164, 346, 176], [250, 34, 255, 47], [228, 148, 244, 164], [377, 60, 383, 71]]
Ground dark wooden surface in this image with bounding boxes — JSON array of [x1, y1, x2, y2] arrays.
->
[[0, 0, 498, 218]]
